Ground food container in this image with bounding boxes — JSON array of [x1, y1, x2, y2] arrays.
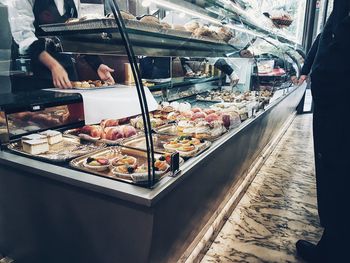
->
[[7, 136, 105, 163], [162, 137, 212, 158], [70, 146, 171, 185]]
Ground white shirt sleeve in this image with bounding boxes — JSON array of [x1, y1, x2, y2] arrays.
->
[[7, 0, 37, 55], [8, 0, 81, 55]]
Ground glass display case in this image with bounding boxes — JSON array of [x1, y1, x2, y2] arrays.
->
[[0, 1, 308, 262], [0, 0, 305, 188]]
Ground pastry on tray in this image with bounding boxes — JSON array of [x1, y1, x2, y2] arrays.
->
[[110, 154, 170, 181], [22, 139, 49, 155], [112, 156, 137, 167], [106, 11, 136, 20], [39, 130, 63, 145], [83, 157, 110, 171], [139, 15, 160, 26], [161, 22, 172, 29], [71, 80, 113, 89], [79, 125, 103, 139]]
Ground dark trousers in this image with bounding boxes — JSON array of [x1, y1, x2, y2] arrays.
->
[[313, 100, 350, 261]]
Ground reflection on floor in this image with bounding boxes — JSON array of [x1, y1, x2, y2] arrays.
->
[[201, 114, 323, 263]]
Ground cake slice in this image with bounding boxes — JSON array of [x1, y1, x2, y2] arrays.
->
[[39, 130, 63, 145], [22, 139, 49, 155], [22, 133, 47, 142]]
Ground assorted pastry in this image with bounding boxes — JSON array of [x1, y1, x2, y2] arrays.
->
[[163, 136, 209, 157], [183, 21, 234, 42], [130, 115, 166, 130], [9, 109, 69, 131], [106, 11, 136, 20], [78, 124, 137, 142], [270, 13, 293, 28], [71, 80, 114, 89], [83, 156, 111, 171], [197, 90, 259, 103], [21, 130, 63, 155], [138, 15, 161, 26], [111, 155, 169, 176]]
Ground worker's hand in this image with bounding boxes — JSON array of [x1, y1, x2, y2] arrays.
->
[[229, 72, 239, 87], [239, 49, 254, 58], [298, 75, 308, 85], [97, 64, 115, 84], [291, 75, 298, 85], [51, 64, 72, 89]]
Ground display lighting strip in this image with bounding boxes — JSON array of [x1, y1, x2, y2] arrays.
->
[[143, 0, 265, 38]]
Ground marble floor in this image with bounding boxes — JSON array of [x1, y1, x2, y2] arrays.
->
[[201, 114, 323, 263]]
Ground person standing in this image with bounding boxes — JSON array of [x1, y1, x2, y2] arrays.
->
[[296, 0, 350, 262], [7, 0, 115, 90]]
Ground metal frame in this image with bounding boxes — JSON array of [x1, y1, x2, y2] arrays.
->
[[107, 0, 156, 188]]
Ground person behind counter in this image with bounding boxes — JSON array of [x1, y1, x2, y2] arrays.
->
[[181, 57, 241, 87], [258, 53, 298, 84], [7, 0, 115, 90]]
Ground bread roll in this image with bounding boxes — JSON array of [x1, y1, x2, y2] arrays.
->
[[139, 15, 160, 26], [172, 24, 186, 31], [184, 21, 200, 32], [161, 22, 171, 29]]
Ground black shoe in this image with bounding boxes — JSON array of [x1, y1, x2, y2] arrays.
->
[[296, 240, 319, 262]]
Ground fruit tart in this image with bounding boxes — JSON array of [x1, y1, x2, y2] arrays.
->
[[83, 157, 110, 171]]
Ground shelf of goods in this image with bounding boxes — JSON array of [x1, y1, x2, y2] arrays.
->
[[39, 18, 239, 57], [0, 1, 306, 263]]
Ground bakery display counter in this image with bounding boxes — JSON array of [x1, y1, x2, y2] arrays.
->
[[0, 83, 306, 263], [0, 0, 308, 261]]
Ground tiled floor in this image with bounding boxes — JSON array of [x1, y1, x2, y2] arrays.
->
[[201, 114, 323, 263]]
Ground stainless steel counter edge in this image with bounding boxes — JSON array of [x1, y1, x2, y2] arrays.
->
[[0, 84, 305, 207]]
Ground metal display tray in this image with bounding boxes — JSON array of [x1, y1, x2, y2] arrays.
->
[[64, 128, 142, 146], [69, 146, 169, 185], [7, 136, 106, 163], [155, 124, 225, 142], [40, 19, 162, 34], [121, 133, 178, 153]]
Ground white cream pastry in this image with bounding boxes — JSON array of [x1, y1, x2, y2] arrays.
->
[[40, 130, 63, 145], [22, 133, 47, 141], [22, 139, 49, 155]]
